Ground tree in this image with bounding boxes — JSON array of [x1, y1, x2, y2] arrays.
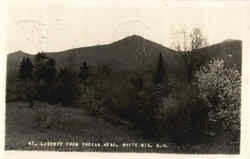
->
[[33, 52, 57, 102], [171, 27, 208, 82], [136, 53, 167, 138], [130, 74, 143, 91], [154, 53, 165, 84], [19, 57, 33, 81], [194, 58, 241, 144], [171, 27, 208, 52], [57, 67, 79, 106], [78, 61, 89, 82], [34, 52, 48, 83], [44, 58, 57, 83], [152, 53, 166, 121], [153, 52, 166, 118], [190, 28, 208, 50], [44, 58, 57, 103], [18, 57, 35, 107]]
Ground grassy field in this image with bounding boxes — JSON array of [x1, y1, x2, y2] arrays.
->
[[5, 101, 237, 153], [5, 102, 173, 152]]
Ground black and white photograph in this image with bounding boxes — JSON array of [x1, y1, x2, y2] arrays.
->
[[2, 0, 248, 156]]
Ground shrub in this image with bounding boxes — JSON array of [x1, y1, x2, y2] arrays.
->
[[6, 86, 19, 102], [33, 104, 81, 131], [157, 93, 193, 143], [33, 107, 55, 129], [194, 58, 241, 144], [77, 85, 105, 122]]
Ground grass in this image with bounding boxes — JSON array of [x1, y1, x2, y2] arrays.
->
[[5, 101, 238, 153], [5, 101, 173, 152]]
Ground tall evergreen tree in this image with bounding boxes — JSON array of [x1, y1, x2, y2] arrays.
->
[[78, 61, 88, 82], [33, 52, 57, 101], [34, 52, 48, 82], [18, 57, 33, 81], [18, 57, 35, 107], [154, 53, 165, 84], [44, 58, 57, 83], [57, 67, 79, 106], [147, 53, 167, 137], [44, 58, 57, 103]]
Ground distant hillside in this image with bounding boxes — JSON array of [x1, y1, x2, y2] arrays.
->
[[194, 39, 242, 71], [7, 35, 242, 81], [7, 35, 185, 80]]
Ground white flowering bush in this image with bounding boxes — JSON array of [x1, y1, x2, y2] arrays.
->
[[194, 58, 241, 142]]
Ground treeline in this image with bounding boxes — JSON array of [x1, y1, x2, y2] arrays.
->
[[16, 52, 86, 106]]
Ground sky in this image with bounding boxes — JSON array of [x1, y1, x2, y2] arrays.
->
[[6, 0, 246, 54]]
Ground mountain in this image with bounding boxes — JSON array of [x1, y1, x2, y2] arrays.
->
[[7, 35, 185, 80], [195, 39, 242, 71], [7, 35, 242, 81]]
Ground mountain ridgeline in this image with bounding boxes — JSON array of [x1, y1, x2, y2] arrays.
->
[[7, 35, 242, 82]]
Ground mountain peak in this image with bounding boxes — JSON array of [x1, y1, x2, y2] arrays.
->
[[127, 34, 144, 40], [121, 34, 145, 42], [129, 34, 143, 38]]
